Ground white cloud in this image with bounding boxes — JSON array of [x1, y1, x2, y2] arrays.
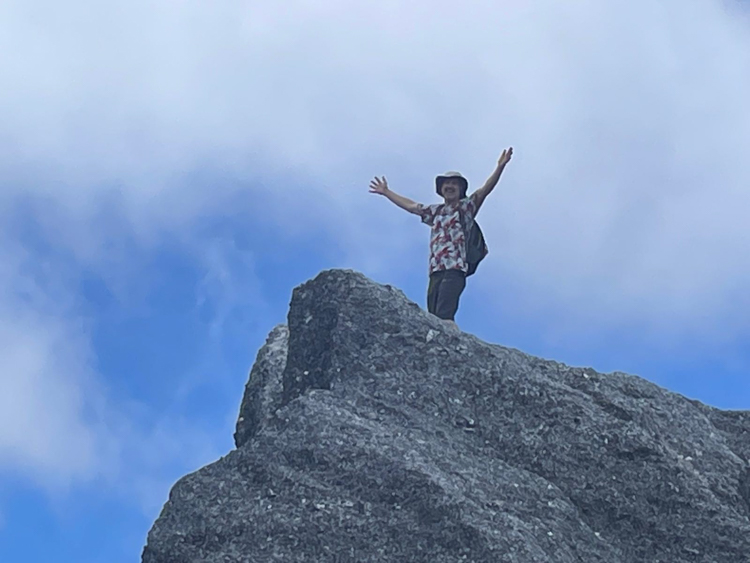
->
[[2, 0, 749, 334], [0, 241, 227, 509], [0, 244, 101, 488], [2, 0, 750, 496]]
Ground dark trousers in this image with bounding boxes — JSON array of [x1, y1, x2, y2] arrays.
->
[[427, 269, 467, 321]]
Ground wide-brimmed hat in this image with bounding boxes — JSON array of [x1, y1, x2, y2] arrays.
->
[[435, 171, 468, 197]]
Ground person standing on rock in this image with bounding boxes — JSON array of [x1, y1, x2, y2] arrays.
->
[[369, 148, 513, 328]]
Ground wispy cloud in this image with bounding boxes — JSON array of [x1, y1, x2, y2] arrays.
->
[[0, 243, 101, 488], [0, 239, 228, 510], [194, 237, 266, 341], [170, 235, 269, 421]]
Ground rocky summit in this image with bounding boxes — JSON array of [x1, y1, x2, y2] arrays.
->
[[142, 269, 750, 563]]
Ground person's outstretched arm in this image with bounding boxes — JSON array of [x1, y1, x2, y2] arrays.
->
[[369, 176, 421, 214], [471, 147, 514, 211]]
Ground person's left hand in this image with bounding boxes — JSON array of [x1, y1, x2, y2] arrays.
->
[[498, 147, 514, 167]]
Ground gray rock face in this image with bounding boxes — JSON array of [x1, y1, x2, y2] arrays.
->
[[142, 269, 750, 562], [234, 324, 289, 448]]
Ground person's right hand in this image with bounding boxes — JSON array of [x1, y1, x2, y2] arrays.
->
[[369, 176, 389, 195]]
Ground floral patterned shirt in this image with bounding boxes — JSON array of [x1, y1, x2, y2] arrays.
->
[[417, 194, 480, 275]]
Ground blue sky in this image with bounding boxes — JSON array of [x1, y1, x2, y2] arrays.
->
[[2, 1, 750, 561]]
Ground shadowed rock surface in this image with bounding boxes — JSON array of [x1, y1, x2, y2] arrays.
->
[[142, 269, 750, 562]]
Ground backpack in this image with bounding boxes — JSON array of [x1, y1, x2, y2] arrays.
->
[[458, 207, 488, 277]]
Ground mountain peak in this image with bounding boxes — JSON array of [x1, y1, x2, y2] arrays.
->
[[143, 269, 750, 562]]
